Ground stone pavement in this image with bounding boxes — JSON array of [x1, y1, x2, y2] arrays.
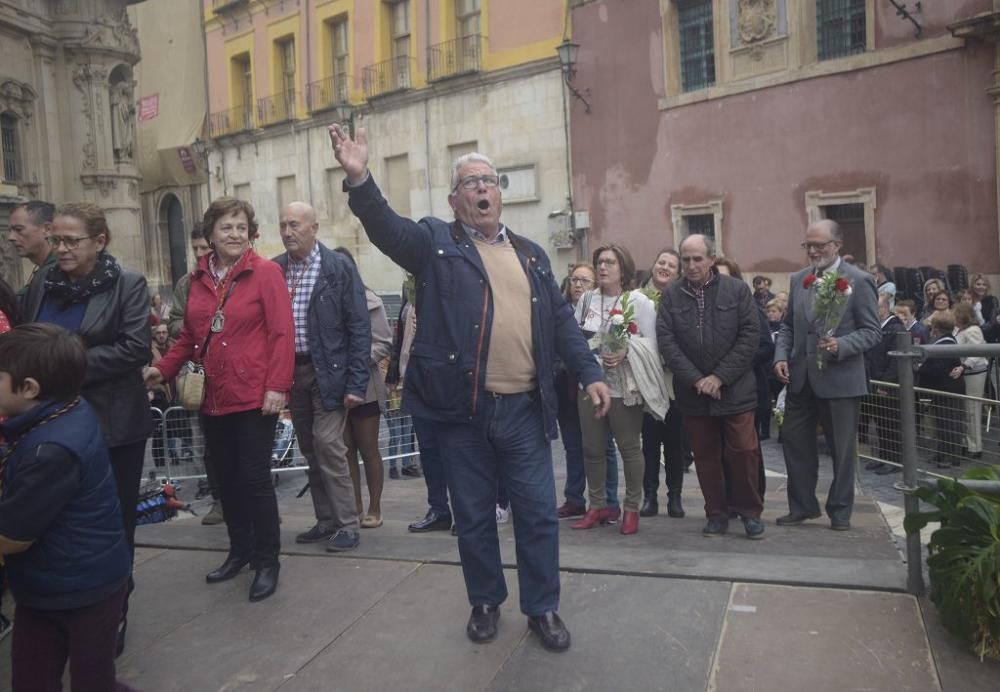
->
[[1, 440, 997, 690]]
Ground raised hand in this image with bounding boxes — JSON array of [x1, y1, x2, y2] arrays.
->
[[328, 123, 369, 184]]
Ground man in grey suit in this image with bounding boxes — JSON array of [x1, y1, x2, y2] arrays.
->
[[773, 220, 881, 530]]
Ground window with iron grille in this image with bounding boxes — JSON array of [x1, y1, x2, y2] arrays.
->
[[332, 18, 349, 101], [388, 0, 410, 89], [816, 0, 866, 61], [1, 113, 19, 183], [457, 0, 480, 37], [685, 213, 715, 242], [677, 0, 715, 92]]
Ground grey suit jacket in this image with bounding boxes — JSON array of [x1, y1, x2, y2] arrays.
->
[[774, 260, 881, 399]]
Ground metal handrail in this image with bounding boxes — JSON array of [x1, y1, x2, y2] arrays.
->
[[257, 90, 297, 127], [428, 34, 482, 81], [208, 104, 255, 138], [362, 56, 414, 99], [306, 74, 350, 112]]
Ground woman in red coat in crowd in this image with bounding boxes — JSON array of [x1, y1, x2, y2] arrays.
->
[[146, 197, 294, 602]]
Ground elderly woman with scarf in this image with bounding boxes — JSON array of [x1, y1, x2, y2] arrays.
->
[[20, 202, 153, 655]]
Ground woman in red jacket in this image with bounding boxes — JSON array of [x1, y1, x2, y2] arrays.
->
[[145, 197, 294, 602]]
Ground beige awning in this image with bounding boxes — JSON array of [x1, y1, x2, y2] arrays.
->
[[131, 2, 208, 191]]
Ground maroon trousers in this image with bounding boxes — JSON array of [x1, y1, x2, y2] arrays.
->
[[683, 411, 764, 520], [11, 584, 137, 692]]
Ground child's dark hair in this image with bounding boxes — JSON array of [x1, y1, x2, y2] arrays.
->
[[0, 323, 86, 400]]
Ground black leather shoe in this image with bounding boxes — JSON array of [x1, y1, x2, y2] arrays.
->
[[666, 491, 685, 518], [639, 496, 658, 517], [830, 520, 851, 532], [249, 565, 280, 602], [408, 511, 453, 533], [528, 611, 571, 652], [775, 512, 822, 526], [466, 605, 500, 643], [206, 555, 250, 583]]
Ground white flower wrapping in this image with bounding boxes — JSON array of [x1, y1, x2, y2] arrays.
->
[[611, 313, 625, 326]]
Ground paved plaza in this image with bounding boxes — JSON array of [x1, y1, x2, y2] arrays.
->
[[3, 440, 998, 691]]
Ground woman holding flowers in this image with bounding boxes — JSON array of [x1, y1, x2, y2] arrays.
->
[[572, 244, 658, 535]]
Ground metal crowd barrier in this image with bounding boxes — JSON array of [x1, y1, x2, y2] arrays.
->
[[864, 335, 1000, 596], [142, 403, 421, 484]]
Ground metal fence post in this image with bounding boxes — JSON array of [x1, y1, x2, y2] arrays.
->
[[894, 330, 925, 595]]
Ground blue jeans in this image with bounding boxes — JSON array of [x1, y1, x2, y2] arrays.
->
[[410, 415, 450, 515], [436, 391, 560, 616], [556, 383, 619, 508]]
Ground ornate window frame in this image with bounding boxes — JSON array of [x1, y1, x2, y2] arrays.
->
[[671, 199, 725, 255]]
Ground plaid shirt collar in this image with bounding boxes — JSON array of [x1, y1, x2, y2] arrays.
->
[[684, 268, 719, 328], [462, 222, 508, 245], [287, 244, 322, 354]]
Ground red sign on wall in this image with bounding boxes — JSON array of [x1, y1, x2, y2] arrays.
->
[[139, 94, 159, 122]]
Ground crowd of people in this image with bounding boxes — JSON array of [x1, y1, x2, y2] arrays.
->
[[0, 125, 996, 689]]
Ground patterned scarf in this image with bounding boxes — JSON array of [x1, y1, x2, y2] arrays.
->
[[44, 252, 122, 310]]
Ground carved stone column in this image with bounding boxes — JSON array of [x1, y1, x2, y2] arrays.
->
[[57, 6, 145, 272]]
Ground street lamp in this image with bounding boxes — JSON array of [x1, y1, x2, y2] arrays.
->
[[556, 38, 591, 113], [332, 102, 355, 138]]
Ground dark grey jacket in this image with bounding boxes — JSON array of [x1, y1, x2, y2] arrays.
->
[[22, 266, 155, 447], [273, 243, 371, 411], [656, 271, 760, 417]]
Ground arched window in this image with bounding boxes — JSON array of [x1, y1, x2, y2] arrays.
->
[[0, 112, 19, 183]]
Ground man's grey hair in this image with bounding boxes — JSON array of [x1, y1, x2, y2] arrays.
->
[[450, 152, 498, 192], [810, 218, 843, 242], [680, 233, 716, 257]]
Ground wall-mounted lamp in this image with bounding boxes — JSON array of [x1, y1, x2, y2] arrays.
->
[[332, 103, 355, 138], [191, 137, 209, 167], [556, 39, 591, 113]]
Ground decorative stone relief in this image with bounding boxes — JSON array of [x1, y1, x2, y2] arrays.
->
[[81, 10, 141, 59], [737, 0, 777, 44], [72, 64, 104, 170], [128, 181, 138, 199], [80, 174, 117, 198], [0, 80, 37, 122], [110, 80, 135, 162]]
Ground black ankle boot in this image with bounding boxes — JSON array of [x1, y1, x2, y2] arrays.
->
[[666, 491, 685, 518], [639, 495, 659, 517], [249, 564, 280, 602], [206, 554, 250, 583]]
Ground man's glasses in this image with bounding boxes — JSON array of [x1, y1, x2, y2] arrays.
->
[[800, 240, 836, 251], [455, 175, 500, 191], [569, 277, 594, 285], [47, 235, 92, 250]]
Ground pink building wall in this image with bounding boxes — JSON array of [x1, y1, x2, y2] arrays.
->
[[569, 1, 999, 274]]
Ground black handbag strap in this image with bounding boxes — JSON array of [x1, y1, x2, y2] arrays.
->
[[197, 278, 238, 363]]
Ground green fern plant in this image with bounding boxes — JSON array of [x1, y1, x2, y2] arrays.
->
[[905, 465, 1000, 660]]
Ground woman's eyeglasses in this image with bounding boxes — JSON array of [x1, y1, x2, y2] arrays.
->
[[569, 277, 594, 285], [47, 235, 92, 250]]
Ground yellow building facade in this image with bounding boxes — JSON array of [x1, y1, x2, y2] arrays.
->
[[203, 0, 583, 292]]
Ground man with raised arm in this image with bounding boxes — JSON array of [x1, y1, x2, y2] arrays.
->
[[328, 123, 610, 653]]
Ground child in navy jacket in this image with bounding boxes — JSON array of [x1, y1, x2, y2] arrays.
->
[[0, 323, 135, 692]]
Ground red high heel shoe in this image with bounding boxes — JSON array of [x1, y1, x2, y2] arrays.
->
[[570, 508, 611, 529], [620, 510, 639, 535]]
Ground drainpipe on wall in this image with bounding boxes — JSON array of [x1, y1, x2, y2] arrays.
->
[[424, 0, 434, 216], [303, 0, 315, 209]]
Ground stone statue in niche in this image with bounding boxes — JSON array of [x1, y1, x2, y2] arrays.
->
[[737, 0, 776, 45], [110, 80, 135, 162]]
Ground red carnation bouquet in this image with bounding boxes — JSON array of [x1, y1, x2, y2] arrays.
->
[[805, 271, 852, 369]]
